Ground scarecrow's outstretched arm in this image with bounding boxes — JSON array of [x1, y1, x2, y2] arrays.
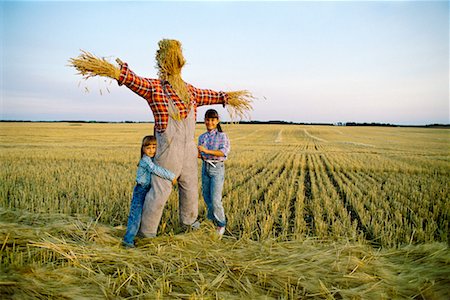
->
[[117, 62, 156, 99], [190, 84, 253, 121], [191, 85, 228, 107], [69, 51, 156, 101], [69, 51, 254, 120]]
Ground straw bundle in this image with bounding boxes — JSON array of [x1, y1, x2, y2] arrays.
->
[[156, 39, 190, 107], [225, 90, 254, 121], [68, 50, 120, 81]]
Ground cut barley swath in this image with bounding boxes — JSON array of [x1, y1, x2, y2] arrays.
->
[[2, 207, 449, 299], [69, 50, 120, 80]]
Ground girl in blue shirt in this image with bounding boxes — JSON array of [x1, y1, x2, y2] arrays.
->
[[123, 135, 176, 248], [198, 109, 230, 236]]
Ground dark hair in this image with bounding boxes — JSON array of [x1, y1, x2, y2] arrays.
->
[[204, 109, 223, 132], [140, 135, 157, 159]]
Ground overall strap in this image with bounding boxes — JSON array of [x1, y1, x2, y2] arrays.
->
[[162, 81, 191, 120]]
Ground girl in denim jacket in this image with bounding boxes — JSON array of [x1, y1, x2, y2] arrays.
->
[[123, 135, 176, 248], [198, 109, 230, 237]]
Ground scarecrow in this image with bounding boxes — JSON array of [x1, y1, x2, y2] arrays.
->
[[69, 39, 253, 237]]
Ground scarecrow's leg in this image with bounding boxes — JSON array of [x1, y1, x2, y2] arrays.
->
[[140, 176, 173, 236], [177, 144, 199, 226]]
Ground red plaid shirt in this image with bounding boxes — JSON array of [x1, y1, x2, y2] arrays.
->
[[118, 63, 228, 132]]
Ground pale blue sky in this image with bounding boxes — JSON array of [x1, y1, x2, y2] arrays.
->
[[1, 1, 449, 125]]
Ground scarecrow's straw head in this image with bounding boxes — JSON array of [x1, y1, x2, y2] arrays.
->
[[156, 39, 185, 79]]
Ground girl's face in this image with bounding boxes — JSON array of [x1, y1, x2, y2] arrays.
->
[[205, 117, 219, 131], [143, 143, 157, 157]]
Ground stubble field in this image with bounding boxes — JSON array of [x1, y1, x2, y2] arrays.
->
[[1, 122, 449, 299]]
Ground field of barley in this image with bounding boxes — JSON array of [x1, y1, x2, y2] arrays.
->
[[1, 122, 449, 299]]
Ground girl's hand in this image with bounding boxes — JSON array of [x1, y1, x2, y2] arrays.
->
[[198, 145, 207, 154]]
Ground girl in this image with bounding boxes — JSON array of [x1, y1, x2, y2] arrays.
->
[[197, 109, 230, 236], [123, 135, 176, 248]]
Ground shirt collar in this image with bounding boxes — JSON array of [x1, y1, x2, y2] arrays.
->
[[207, 129, 218, 135], [143, 154, 155, 161]]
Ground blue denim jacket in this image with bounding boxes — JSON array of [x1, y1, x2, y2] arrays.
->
[[136, 155, 175, 188]]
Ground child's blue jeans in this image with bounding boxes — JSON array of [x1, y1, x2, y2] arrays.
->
[[201, 161, 226, 227], [123, 184, 149, 244]]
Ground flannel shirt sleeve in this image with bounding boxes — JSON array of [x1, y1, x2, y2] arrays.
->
[[117, 63, 154, 100], [189, 84, 228, 107], [218, 133, 230, 157], [141, 155, 175, 181]]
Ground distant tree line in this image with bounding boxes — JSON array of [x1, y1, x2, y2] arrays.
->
[[1, 120, 448, 128], [342, 122, 449, 128]]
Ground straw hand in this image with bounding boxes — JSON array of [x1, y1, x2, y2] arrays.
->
[[69, 50, 121, 80]]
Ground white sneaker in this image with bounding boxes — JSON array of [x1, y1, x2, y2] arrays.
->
[[216, 226, 225, 236], [191, 220, 201, 230], [183, 220, 201, 231]]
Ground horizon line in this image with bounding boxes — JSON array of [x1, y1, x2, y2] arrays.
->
[[1, 120, 449, 128]]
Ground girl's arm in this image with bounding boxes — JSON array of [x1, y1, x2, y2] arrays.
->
[[198, 146, 225, 157], [141, 156, 175, 181], [117, 63, 157, 101], [197, 134, 206, 159], [198, 133, 230, 158]]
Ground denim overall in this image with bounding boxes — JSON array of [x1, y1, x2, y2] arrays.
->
[[140, 100, 198, 236]]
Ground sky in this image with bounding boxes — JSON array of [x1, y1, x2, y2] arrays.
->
[[1, 0, 449, 125]]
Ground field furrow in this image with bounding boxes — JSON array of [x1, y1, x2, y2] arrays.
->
[[1, 123, 448, 247]]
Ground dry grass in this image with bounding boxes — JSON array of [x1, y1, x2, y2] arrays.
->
[[1, 208, 449, 299], [69, 50, 120, 80], [226, 90, 254, 121]]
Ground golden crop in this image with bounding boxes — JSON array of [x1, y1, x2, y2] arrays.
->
[[1, 122, 448, 246]]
